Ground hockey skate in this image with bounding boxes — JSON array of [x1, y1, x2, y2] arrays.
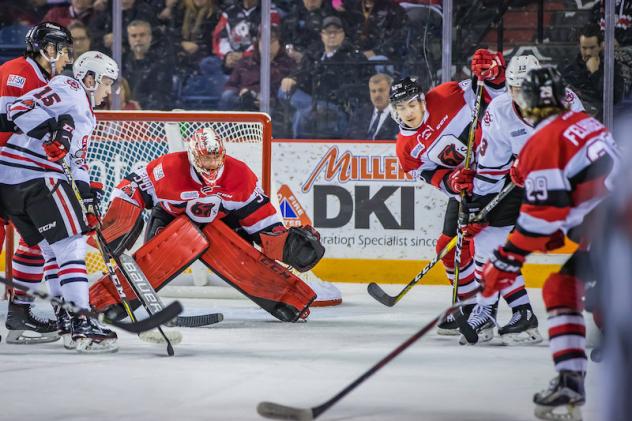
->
[[71, 314, 118, 354], [458, 303, 497, 345], [499, 304, 543, 345], [534, 371, 585, 421], [54, 303, 76, 350], [437, 304, 473, 336], [5, 301, 60, 344]]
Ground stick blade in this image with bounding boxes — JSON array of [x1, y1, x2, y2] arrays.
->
[[367, 283, 397, 307], [174, 312, 224, 328], [109, 301, 183, 333], [257, 402, 314, 421]]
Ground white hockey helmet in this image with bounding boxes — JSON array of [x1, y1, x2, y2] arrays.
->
[[73, 51, 119, 95], [186, 127, 226, 186], [506, 55, 541, 88]]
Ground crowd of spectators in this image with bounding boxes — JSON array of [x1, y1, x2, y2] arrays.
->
[[1, 0, 631, 138]]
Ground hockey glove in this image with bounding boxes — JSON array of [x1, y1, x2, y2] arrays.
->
[[480, 247, 524, 297], [446, 167, 475, 195], [458, 199, 489, 238], [43, 114, 74, 162], [471, 49, 506, 85], [82, 181, 104, 230], [260, 225, 325, 272], [509, 159, 525, 188]]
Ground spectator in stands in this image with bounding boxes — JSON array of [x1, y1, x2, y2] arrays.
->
[[89, 0, 158, 52], [42, 0, 95, 27], [219, 25, 294, 111], [97, 77, 141, 110], [123, 19, 174, 110], [212, 0, 281, 73], [592, 0, 632, 47], [172, 0, 221, 74], [563, 23, 624, 119], [340, 0, 407, 62], [278, 15, 368, 138], [347, 73, 398, 140], [68, 21, 91, 60], [280, 0, 332, 64]]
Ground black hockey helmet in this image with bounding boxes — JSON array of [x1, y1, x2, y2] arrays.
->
[[518, 66, 566, 111], [25, 22, 73, 60], [390, 76, 425, 105]]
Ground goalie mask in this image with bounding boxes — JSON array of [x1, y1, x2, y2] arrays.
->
[[187, 128, 226, 186]]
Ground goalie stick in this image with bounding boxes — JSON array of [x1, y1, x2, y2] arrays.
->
[[367, 182, 516, 307], [59, 160, 176, 355], [117, 254, 224, 328], [0, 274, 183, 334], [257, 296, 477, 420]]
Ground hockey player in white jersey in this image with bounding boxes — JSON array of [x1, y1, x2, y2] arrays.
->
[[458, 55, 584, 345], [0, 51, 119, 353]]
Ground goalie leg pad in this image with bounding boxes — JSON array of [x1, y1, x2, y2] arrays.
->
[[201, 220, 316, 322], [89, 216, 208, 310], [260, 226, 325, 272]]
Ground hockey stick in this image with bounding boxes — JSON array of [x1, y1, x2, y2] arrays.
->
[[452, 78, 485, 305], [0, 274, 182, 334], [257, 296, 477, 420], [117, 254, 224, 328], [367, 182, 516, 306], [58, 160, 175, 355]]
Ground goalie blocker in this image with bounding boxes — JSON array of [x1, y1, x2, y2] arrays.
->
[[89, 198, 326, 322]]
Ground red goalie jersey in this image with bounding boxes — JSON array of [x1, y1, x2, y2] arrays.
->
[[507, 110, 620, 253], [112, 151, 283, 239]]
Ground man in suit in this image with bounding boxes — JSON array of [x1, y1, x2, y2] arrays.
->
[[348, 73, 399, 140]]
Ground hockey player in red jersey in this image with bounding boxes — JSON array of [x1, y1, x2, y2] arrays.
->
[[392, 49, 505, 335], [0, 51, 119, 352], [0, 21, 73, 344], [479, 67, 620, 421], [89, 127, 328, 322]]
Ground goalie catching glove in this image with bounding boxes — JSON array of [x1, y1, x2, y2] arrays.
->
[[260, 225, 325, 272]]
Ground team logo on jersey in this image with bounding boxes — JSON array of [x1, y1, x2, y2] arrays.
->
[[66, 79, 80, 90], [277, 184, 312, 227], [152, 164, 165, 180], [7, 74, 26, 88], [419, 127, 433, 140], [186, 195, 221, 223], [438, 143, 465, 166], [564, 89, 575, 104], [483, 110, 492, 126]]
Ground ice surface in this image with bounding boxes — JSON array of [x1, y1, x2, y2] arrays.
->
[[0, 284, 601, 421]]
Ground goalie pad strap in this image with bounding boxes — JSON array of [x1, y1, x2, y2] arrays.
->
[[200, 220, 316, 322], [89, 216, 209, 310], [260, 226, 325, 272]]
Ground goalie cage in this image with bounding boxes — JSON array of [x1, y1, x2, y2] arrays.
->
[[2, 111, 341, 307]]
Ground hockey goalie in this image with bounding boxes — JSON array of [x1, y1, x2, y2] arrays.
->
[[89, 127, 340, 322]]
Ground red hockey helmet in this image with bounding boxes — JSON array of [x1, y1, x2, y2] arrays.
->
[[187, 127, 226, 186]]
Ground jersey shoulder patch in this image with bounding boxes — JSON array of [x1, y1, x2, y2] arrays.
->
[[7, 74, 26, 89], [147, 152, 201, 201]]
